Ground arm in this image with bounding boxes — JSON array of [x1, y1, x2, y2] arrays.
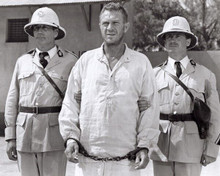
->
[[135, 58, 160, 169], [59, 59, 82, 145], [202, 71, 220, 165], [5, 62, 19, 160]]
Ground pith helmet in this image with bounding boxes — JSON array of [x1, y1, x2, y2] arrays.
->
[[157, 16, 198, 49], [24, 7, 66, 40]]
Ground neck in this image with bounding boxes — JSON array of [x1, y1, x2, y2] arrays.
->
[[104, 43, 125, 60], [168, 52, 187, 61], [37, 43, 55, 52]]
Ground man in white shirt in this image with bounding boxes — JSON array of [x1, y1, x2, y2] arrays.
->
[[59, 2, 160, 176], [150, 16, 220, 176], [5, 7, 77, 176]]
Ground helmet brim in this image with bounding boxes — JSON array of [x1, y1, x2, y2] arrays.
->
[[24, 22, 66, 40], [157, 30, 198, 50]]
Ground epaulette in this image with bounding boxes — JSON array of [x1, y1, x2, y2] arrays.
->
[[65, 49, 78, 58], [190, 59, 196, 66], [26, 49, 36, 57], [154, 60, 168, 68], [27, 49, 35, 55]]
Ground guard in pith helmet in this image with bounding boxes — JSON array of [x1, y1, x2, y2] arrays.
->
[[5, 6, 78, 176], [157, 16, 198, 49], [150, 15, 220, 176], [24, 7, 66, 40]]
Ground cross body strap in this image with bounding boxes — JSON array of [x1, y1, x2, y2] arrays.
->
[[162, 69, 194, 101], [37, 65, 64, 99]]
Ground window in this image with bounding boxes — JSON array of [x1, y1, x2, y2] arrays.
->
[[7, 18, 29, 42]]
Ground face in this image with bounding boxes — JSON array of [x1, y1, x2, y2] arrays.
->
[[99, 10, 129, 46], [164, 32, 191, 53], [33, 24, 58, 50]]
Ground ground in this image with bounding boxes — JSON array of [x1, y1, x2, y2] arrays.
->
[[0, 137, 219, 176]]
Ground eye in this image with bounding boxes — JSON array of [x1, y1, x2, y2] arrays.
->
[[102, 22, 109, 27]]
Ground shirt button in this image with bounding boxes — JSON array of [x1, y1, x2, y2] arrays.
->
[[175, 92, 180, 96]]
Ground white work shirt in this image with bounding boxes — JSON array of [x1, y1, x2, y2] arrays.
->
[[59, 44, 160, 158]]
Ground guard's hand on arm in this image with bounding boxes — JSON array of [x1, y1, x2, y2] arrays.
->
[[65, 140, 79, 163], [74, 91, 82, 104], [137, 99, 149, 113], [134, 149, 149, 170], [6, 139, 17, 161], [200, 154, 216, 166]]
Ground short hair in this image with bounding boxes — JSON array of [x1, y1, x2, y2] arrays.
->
[[99, 2, 128, 23]]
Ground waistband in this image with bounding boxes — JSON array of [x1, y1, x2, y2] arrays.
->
[[19, 106, 61, 114], [160, 113, 194, 122]]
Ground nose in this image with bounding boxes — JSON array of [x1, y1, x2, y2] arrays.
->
[[106, 23, 114, 30]]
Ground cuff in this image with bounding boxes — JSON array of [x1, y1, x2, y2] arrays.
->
[[5, 126, 16, 141]]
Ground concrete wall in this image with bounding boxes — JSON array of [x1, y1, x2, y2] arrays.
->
[[0, 2, 134, 113]]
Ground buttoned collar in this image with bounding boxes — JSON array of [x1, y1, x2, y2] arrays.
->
[[36, 46, 57, 61], [168, 55, 190, 71]]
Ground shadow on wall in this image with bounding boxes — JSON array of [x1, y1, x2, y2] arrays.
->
[[144, 51, 220, 96], [0, 112, 5, 136]]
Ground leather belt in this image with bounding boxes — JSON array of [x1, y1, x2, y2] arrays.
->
[[160, 113, 194, 122], [19, 106, 61, 114]]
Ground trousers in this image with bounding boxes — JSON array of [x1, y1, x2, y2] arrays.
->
[[153, 160, 202, 176], [17, 150, 67, 176]]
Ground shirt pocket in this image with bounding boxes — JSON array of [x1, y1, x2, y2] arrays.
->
[[187, 79, 205, 100], [157, 81, 170, 105], [48, 72, 68, 96], [48, 114, 59, 127], [18, 71, 35, 96], [16, 113, 27, 142]]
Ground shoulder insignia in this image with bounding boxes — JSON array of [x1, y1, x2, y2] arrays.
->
[[65, 50, 78, 58], [155, 60, 168, 68], [57, 49, 64, 57], [190, 59, 196, 66], [27, 49, 36, 56]]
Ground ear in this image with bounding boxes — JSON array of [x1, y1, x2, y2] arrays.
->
[[186, 38, 191, 47], [123, 22, 130, 33], [54, 29, 59, 38]]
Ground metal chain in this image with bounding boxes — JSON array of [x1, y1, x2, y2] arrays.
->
[[77, 140, 147, 162]]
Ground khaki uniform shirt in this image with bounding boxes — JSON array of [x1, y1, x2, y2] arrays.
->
[[150, 56, 220, 163], [59, 44, 160, 157], [5, 46, 77, 152]]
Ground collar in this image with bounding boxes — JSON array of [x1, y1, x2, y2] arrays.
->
[[36, 46, 57, 60], [168, 56, 190, 71], [97, 43, 130, 63]]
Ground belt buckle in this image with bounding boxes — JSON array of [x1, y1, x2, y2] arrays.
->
[[34, 105, 39, 115], [168, 114, 175, 122]]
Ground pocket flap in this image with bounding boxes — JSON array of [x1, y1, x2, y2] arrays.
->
[[48, 114, 59, 126], [50, 72, 68, 81], [18, 71, 34, 80], [185, 122, 199, 134], [157, 81, 169, 91], [16, 113, 27, 126]]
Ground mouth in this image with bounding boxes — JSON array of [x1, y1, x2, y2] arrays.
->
[[169, 43, 178, 47]]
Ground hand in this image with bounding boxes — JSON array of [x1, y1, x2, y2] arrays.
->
[[6, 140, 17, 161], [200, 154, 216, 166], [137, 100, 149, 113], [74, 91, 82, 104], [65, 140, 79, 163], [134, 149, 149, 170]]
